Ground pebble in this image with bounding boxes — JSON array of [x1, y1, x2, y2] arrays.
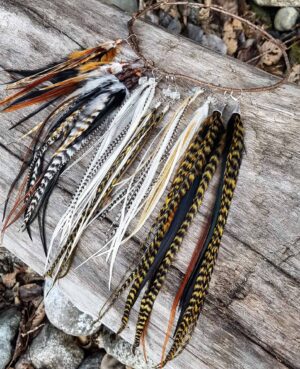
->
[[44, 279, 101, 336], [274, 7, 299, 31], [145, 11, 159, 25], [0, 308, 21, 369], [201, 34, 228, 55], [96, 327, 153, 369], [29, 324, 84, 369], [167, 18, 182, 34], [105, 0, 138, 13], [159, 10, 172, 28], [159, 11, 182, 34], [78, 352, 105, 369], [186, 23, 204, 43]]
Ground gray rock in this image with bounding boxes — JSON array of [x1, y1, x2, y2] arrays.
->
[[145, 11, 159, 25], [100, 354, 124, 369], [78, 352, 105, 369], [253, 0, 300, 6], [30, 324, 84, 369], [159, 11, 173, 28], [187, 23, 204, 43], [201, 34, 227, 55], [167, 18, 182, 35], [0, 307, 21, 369], [187, 7, 200, 24], [96, 327, 153, 369], [104, 0, 138, 13], [44, 279, 101, 336], [274, 7, 299, 31]]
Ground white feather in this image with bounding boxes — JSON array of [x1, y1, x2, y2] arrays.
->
[[46, 78, 156, 274], [76, 97, 210, 288]]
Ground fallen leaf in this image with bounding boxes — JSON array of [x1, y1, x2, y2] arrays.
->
[[259, 40, 283, 66], [223, 21, 238, 55], [30, 301, 45, 329], [288, 64, 300, 84], [2, 270, 18, 288], [237, 38, 258, 63], [232, 19, 243, 30]]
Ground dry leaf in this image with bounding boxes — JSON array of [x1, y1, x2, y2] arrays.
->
[[259, 40, 283, 66], [31, 302, 45, 328], [223, 20, 238, 55], [288, 64, 300, 85], [2, 270, 18, 288], [232, 19, 243, 31], [237, 38, 258, 63]]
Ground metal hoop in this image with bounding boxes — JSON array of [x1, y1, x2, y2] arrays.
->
[[127, 1, 291, 93]]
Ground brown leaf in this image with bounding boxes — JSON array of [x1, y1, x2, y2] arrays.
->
[[2, 270, 18, 288], [288, 64, 300, 85], [30, 301, 45, 329], [259, 40, 283, 66], [223, 20, 241, 55], [8, 308, 30, 367], [237, 38, 258, 63]]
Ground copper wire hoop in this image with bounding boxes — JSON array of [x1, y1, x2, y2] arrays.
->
[[127, 1, 291, 93]]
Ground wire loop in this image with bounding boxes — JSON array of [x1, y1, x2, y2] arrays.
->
[[127, 1, 291, 93]]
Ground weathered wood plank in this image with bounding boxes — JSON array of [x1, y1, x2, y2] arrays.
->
[[0, 1, 299, 369]]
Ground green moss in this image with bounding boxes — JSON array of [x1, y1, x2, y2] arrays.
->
[[289, 42, 300, 65], [250, 2, 272, 29]]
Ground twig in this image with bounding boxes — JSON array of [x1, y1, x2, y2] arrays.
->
[[20, 323, 45, 337]]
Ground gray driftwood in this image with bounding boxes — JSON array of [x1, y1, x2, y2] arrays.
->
[[0, 1, 299, 369]]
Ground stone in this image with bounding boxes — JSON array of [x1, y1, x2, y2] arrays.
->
[[44, 278, 101, 336], [145, 11, 159, 25], [104, 0, 138, 13], [274, 7, 299, 31], [253, 0, 300, 6], [187, 7, 200, 24], [159, 10, 172, 28], [0, 308, 21, 369], [78, 352, 105, 369], [0, 248, 23, 274], [186, 23, 204, 43], [201, 34, 227, 55], [166, 18, 182, 35], [29, 324, 84, 369], [96, 327, 154, 369]]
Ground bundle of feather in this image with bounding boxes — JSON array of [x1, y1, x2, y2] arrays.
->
[[46, 90, 207, 285], [1, 37, 245, 368], [99, 105, 244, 367], [1, 40, 143, 249]]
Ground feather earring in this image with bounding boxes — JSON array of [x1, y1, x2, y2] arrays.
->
[[101, 102, 244, 367], [161, 111, 244, 367], [1, 40, 142, 248], [45, 77, 161, 282], [71, 90, 208, 286], [117, 110, 225, 338]]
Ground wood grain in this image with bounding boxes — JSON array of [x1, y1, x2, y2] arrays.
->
[[0, 1, 299, 369]]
